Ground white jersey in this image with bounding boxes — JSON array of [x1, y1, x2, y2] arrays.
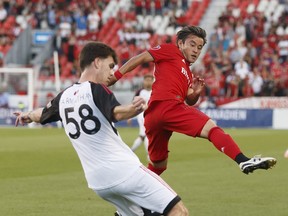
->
[[40, 81, 141, 190], [138, 88, 152, 104]]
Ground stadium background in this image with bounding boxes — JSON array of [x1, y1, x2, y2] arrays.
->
[[0, 0, 287, 128], [0, 0, 288, 215]]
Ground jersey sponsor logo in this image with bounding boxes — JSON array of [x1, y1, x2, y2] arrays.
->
[[74, 90, 79, 95], [181, 67, 191, 84], [151, 45, 161, 50]]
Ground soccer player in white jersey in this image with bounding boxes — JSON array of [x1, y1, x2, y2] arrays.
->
[[130, 73, 153, 157], [14, 42, 188, 216]]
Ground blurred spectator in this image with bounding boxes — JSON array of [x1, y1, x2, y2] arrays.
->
[[234, 20, 246, 43], [242, 76, 254, 97], [245, 42, 257, 68], [0, 2, 8, 22], [66, 34, 77, 63], [208, 30, 220, 50], [87, 7, 101, 33], [154, 0, 163, 16], [261, 66, 275, 96], [0, 85, 9, 108], [235, 40, 248, 59], [118, 41, 131, 65], [228, 45, 242, 67], [39, 58, 54, 78], [244, 14, 256, 43], [225, 70, 239, 98], [33, 2, 46, 29], [47, 5, 57, 29], [218, 53, 233, 82], [144, 0, 151, 15], [53, 28, 63, 53], [0, 0, 286, 99], [234, 58, 251, 97], [74, 9, 87, 37], [248, 67, 263, 96], [203, 63, 221, 99], [181, 0, 188, 11], [271, 57, 286, 96], [278, 35, 288, 64], [134, 0, 143, 15], [59, 10, 73, 42]]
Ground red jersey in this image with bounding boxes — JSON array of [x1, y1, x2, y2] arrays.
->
[[148, 44, 193, 103]]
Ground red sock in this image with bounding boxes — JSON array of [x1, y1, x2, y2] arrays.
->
[[208, 127, 241, 160], [147, 163, 166, 175]]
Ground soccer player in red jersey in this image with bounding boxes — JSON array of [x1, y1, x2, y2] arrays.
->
[[108, 26, 276, 176]]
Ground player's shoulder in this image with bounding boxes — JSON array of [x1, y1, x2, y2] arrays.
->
[[90, 82, 113, 94], [150, 43, 177, 51]]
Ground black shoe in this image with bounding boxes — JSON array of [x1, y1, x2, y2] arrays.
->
[[114, 211, 121, 216], [142, 207, 162, 216]]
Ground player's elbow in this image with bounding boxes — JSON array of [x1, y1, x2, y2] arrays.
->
[[114, 113, 124, 122]]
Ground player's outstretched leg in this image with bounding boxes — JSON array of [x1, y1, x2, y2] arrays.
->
[[239, 155, 277, 174]]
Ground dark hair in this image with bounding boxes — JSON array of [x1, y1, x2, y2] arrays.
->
[[176, 26, 207, 46], [79, 41, 118, 72]]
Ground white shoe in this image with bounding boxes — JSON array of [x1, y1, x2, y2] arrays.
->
[[239, 155, 276, 174]]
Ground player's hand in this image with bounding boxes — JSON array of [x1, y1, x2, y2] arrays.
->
[[14, 111, 32, 127], [191, 76, 205, 95], [132, 96, 146, 112]]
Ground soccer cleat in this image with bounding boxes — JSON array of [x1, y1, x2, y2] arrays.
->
[[239, 155, 277, 174], [114, 209, 162, 216], [142, 207, 163, 216]]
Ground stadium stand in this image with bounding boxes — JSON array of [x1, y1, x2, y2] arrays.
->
[[0, 0, 287, 107]]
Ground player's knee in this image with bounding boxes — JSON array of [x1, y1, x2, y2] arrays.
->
[[166, 201, 189, 216]]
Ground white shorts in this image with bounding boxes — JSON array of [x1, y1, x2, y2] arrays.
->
[[94, 165, 180, 216]]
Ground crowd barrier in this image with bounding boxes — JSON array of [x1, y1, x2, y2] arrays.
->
[[1, 97, 288, 129]]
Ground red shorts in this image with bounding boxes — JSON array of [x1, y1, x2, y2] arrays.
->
[[144, 100, 210, 162]]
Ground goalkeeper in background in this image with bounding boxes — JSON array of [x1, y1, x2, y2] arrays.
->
[[129, 73, 154, 160]]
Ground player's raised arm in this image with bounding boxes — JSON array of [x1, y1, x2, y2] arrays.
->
[[113, 96, 146, 121], [14, 108, 44, 126], [108, 51, 154, 86]]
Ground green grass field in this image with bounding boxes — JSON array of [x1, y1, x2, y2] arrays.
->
[[1, 127, 287, 216]]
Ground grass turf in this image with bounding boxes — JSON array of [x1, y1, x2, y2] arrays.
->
[[0, 127, 287, 216]]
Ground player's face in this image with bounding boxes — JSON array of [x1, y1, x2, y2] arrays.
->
[[98, 56, 116, 85], [178, 35, 204, 63]]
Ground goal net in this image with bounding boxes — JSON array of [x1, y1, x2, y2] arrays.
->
[[0, 67, 34, 126]]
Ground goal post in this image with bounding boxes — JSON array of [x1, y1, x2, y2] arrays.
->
[[0, 67, 34, 127]]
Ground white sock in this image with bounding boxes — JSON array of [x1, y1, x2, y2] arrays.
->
[[144, 137, 149, 153], [131, 137, 142, 151], [144, 137, 150, 161]]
